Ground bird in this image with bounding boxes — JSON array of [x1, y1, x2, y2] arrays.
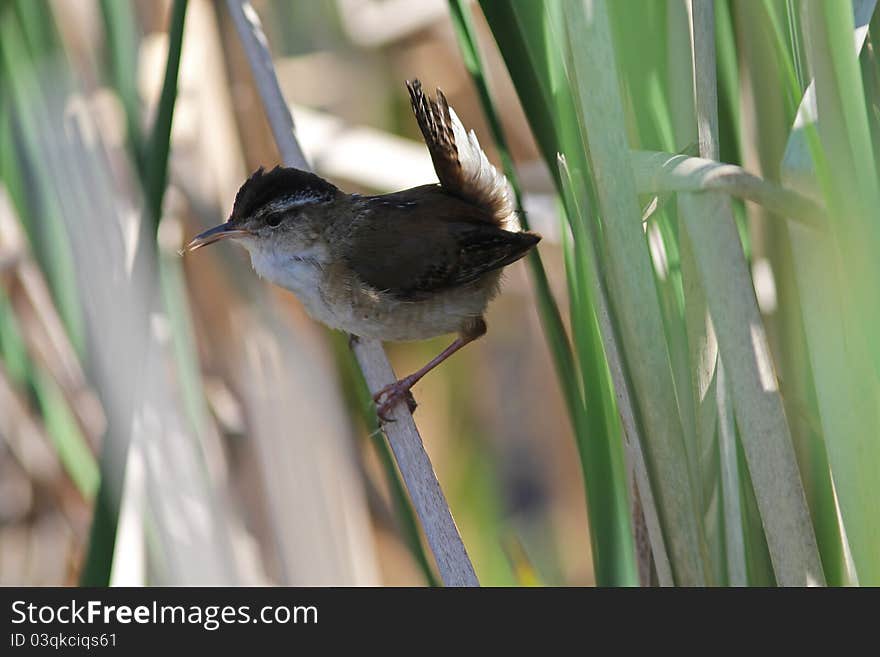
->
[[186, 79, 540, 420]]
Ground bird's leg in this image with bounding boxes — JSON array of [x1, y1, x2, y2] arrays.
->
[[375, 318, 486, 422], [374, 339, 468, 422]]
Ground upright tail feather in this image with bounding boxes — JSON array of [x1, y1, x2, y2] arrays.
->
[[406, 79, 518, 230]]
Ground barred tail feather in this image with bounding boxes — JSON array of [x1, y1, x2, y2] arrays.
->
[[406, 79, 517, 230]]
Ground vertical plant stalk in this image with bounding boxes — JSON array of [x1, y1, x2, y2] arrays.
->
[[144, 0, 188, 232], [696, 0, 748, 586], [716, 361, 747, 585], [669, 0, 718, 584], [683, 1, 823, 586], [225, 0, 478, 587], [563, 0, 706, 585], [98, 0, 144, 170], [80, 0, 190, 586], [677, 0, 742, 586], [446, 0, 579, 422], [557, 155, 672, 586], [448, 0, 641, 586], [781, 0, 880, 586], [0, 7, 85, 356]]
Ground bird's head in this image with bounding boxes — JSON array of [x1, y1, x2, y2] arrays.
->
[[185, 166, 340, 259]]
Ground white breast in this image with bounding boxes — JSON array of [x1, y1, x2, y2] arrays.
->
[[244, 242, 342, 330], [241, 238, 493, 341]]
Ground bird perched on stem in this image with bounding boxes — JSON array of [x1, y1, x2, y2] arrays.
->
[[186, 79, 540, 420]]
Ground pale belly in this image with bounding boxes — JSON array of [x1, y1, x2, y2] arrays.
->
[[248, 246, 498, 341], [315, 272, 498, 341], [324, 281, 495, 341]]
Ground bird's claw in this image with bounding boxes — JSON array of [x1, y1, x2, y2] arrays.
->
[[373, 380, 418, 423]]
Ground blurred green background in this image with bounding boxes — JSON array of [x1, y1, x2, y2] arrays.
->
[[0, 0, 877, 586]]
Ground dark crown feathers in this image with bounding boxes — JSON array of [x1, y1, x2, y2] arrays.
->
[[230, 166, 339, 221]]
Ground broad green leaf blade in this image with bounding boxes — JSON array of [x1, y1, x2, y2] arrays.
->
[[449, 0, 637, 586], [98, 0, 144, 169], [562, 0, 707, 585], [83, 0, 190, 586], [716, 363, 747, 585], [449, 0, 582, 447], [666, 1, 727, 584], [0, 8, 85, 356], [780, 0, 880, 586], [556, 158, 639, 586], [678, 1, 824, 586], [559, 156, 670, 585], [33, 369, 99, 497]]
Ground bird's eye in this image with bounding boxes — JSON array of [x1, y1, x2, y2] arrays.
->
[[266, 213, 283, 227]]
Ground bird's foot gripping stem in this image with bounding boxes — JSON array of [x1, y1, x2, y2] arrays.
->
[[371, 326, 484, 423], [373, 377, 418, 422]]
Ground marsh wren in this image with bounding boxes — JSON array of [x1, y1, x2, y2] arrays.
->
[[186, 80, 540, 420]]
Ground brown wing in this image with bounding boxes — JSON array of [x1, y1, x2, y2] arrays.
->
[[346, 195, 539, 301], [406, 79, 515, 227]]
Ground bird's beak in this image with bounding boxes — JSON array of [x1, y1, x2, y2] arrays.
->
[[184, 223, 251, 253]]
